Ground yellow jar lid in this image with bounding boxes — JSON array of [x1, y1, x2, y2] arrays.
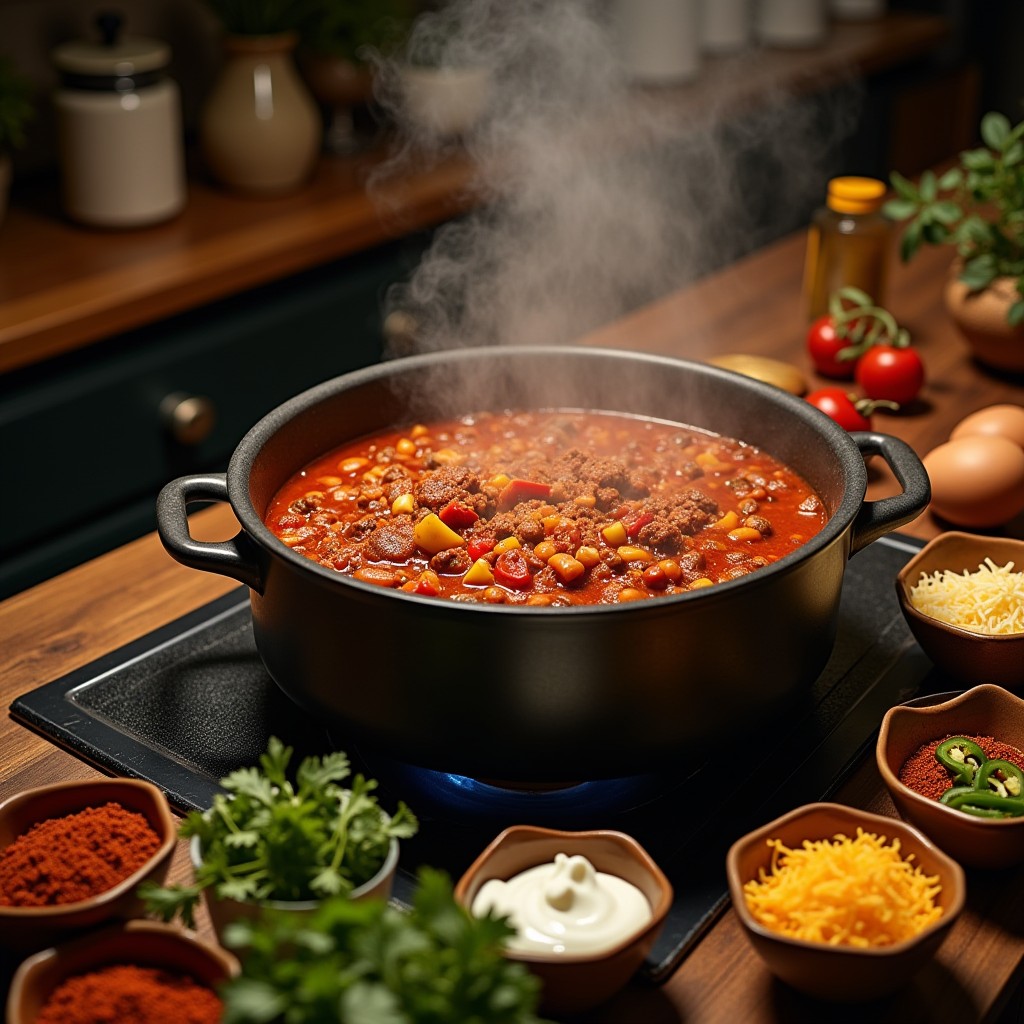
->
[[826, 176, 886, 214]]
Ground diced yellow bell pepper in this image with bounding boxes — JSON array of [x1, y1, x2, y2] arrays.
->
[[601, 521, 628, 546], [391, 493, 415, 515], [494, 536, 521, 554], [710, 510, 739, 532], [413, 513, 465, 555], [616, 545, 653, 563], [463, 558, 495, 586]]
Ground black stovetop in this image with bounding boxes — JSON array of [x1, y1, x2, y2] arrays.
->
[[11, 533, 944, 983]]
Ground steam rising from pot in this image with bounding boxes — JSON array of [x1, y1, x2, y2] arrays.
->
[[371, 0, 863, 357]]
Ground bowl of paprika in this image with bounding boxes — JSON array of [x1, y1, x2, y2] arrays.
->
[[6, 918, 239, 1024], [877, 684, 1024, 869], [0, 779, 177, 951]]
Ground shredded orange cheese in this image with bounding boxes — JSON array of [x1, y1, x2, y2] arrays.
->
[[909, 558, 1024, 635], [742, 828, 943, 948]]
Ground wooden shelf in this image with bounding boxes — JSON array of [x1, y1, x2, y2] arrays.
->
[[0, 12, 949, 376]]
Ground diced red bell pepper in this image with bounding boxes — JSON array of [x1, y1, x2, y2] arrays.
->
[[493, 549, 533, 589], [467, 537, 495, 560], [414, 578, 439, 596], [439, 499, 479, 529], [497, 478, 552, 511], [623, 511, 654, 538]]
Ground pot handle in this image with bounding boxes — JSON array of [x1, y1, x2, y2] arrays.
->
[[849, 432, 931, 555], [156, 474, 265, 593]]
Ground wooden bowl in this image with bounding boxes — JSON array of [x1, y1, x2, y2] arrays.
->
[[454, 825, 672, 1017], [6, 919, 239, 1024], [895, 531, 1024, 690], [0, 779, 176, 952], [877, 684, 1024, 869], [726, 802, 964, 1001]]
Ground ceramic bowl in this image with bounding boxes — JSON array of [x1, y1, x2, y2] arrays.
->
[[0, 779, 177, 952], [895, 531, 1024, 690], [192, 833, 399, 945], [877, 683, 1024, 869], [6, 918, 239, 1024], [454, 825, 672, 1017], [726, 802, 964, 1002]]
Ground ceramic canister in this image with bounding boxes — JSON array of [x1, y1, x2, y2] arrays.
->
[[52, 13, 186, 227], [612, 0, 701, 84]]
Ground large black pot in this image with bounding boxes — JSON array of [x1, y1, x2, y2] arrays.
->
[[157, 347, 929, 780]]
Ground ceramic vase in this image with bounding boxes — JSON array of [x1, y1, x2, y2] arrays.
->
[[299, 53, 375, 154], [944, 271, 1024, 374], [199, 32, 320, 195]]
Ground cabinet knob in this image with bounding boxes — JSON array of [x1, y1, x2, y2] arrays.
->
[[160, 392, 216, 445]]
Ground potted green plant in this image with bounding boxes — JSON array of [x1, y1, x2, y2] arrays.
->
[[140, 737, 418, 941], [884, 110, 1024, 372], [0, 56, 34, 225], [296, 0, 415, 153], [217, 867, 548, 1024]]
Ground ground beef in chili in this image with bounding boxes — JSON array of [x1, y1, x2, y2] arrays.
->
[[264, 410, 828, 606]]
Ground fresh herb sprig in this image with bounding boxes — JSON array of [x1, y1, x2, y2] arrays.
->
[[884, 110, 1024, 326], [826, 285, 912, 364], [219, 867, 548, 1024], [140, 737, 418, 928]]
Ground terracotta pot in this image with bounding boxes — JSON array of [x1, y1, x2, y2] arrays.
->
[[944, 271, 1024, 373], [199, 32, 320, 195]]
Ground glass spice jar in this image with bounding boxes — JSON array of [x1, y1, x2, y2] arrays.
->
[[803, 175, 891, 322]]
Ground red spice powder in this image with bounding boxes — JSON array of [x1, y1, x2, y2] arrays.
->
[[898, 734, 1024, 802], [35, 963, 223, 1024], [0, 801, 162, 906]]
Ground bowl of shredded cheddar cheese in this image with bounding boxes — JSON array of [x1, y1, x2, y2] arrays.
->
[[896, 532, 1024, 689], [726, 802, 965, 1001]]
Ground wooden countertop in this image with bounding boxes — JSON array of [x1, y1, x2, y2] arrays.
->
[[0, 11, 948, 375], [2, 223, 1023, 1019]]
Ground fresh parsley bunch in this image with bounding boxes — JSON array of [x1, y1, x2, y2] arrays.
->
[[219, 867, 548, 1024], [141, 737, 418, 928]]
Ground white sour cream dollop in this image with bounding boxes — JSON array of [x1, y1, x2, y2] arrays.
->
[[471, 852, 652, 955]]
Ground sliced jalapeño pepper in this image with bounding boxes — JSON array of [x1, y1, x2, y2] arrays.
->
[[941, 788, 1024, 819], [974, 758, 1024, 800], [934, 737, 986, 784]]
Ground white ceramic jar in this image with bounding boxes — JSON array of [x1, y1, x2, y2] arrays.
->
[[756, 0, 827, 48], [612, 0, 701, 84], [52, 13, 186, 228], [699, 0, 752, 54]]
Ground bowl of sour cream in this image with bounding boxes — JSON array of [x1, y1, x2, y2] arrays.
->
[[454, 825, 673, 1016]]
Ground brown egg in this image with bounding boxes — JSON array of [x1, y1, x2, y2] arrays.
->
[[950, 404, 1024, 450], [923, 435, 1024, 528]]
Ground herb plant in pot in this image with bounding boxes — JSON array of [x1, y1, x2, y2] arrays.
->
[[140, 738, 417, 942], [0, 57, 33, 227], [885, 111, 1024, 374], [297, 0, 414, 153]]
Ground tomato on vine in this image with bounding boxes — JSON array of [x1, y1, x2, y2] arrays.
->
[[805, 388, 899, 432], [806, 288, 924, 404], [855, 344, 925, 405]]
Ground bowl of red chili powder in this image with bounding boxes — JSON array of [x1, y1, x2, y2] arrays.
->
[[0, 779, 176, 951], [6, 918, 239, 1024], [877, 684, 1024, 869]]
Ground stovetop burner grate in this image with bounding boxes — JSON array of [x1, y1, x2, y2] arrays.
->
[[10, 533, 943, 982]]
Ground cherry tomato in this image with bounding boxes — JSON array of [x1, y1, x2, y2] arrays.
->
[[493, 548, 532, 589], [806, 315, 858, 379], [854, 345, 925, 405], [805, 388, 875, 431]]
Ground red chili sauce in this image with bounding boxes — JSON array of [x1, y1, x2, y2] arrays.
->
[[263, 410, 828, 606]]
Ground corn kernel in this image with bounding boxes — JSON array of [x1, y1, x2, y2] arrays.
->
[[548, 553, 585, 583], [489, 473, 511, 489], [601, 521, 628, 546], [396, 438, 417, 455], [391, 493, 415, 515], [534, 540, 558, 561], [617, 587, 646, 602], [410, 424, 430, 438], [689, 578, 714, 589]]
